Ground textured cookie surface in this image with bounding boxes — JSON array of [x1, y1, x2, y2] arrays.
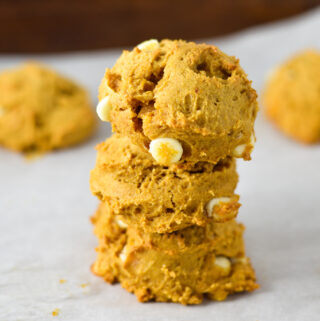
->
[[92, 202, 258, 305], [264, 50, 320, 143], [90, 135, 240, 233], [0, 63, 96, 154], [99, 39, 258, 164]]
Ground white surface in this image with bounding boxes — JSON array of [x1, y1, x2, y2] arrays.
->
[[1, 8, 320, 321]]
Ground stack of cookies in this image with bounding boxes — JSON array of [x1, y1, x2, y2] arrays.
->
[[90, 39, 259, 304]]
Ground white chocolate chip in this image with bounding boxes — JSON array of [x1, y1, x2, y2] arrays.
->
[[119, 246, 127, 262], [233, 143, 246, 157], [116, 218, 128, 229], [149, 138, 183, 165], [206, 197, 231, 217], [96, 96, 112, 122], [214, 256, 231, 272], [233, 134, 255, 157], [231, 257, 248, 264], [137, 39, 160, 51], [0, 106, 5, 116]]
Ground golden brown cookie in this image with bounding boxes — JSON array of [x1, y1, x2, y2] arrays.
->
[[90, 134, 240, 233], [98, 39, 258, 164], [264, 49, 320, 144], [0, 62, 96, 154], [92, 202, 258, 305]]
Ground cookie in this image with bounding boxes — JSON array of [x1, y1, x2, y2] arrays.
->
[[90, 134, 240, 233], [91, 202, 258, 305], [264, 49, 320, 144], [0, 62, 96, 154], [98, 39, 258, 164]]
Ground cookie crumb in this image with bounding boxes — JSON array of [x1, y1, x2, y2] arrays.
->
[[52, 308, 60, 316], [59, 279, 66, 284]]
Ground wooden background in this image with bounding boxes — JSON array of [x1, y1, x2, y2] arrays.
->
[[0, 0, 319, 53]]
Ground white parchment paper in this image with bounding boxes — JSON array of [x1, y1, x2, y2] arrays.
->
[[1, 8, 320, 321]]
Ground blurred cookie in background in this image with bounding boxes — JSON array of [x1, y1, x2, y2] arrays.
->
[[0, 63, 96, 155], [263, 49, 320, 144]]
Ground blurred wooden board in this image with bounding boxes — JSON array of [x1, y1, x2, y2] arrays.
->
[[0, 0, 319, 53]]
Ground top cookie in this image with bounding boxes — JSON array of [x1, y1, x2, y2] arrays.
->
[[0, 63, 96, 154], [98, 39, 258, 164], [264, 49, 320, 144]]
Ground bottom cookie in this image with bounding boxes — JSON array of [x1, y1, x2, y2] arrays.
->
[[91, 202, 258, 305]]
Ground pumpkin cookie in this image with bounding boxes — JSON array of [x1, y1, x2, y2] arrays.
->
[[98, 39, 258, 164], [0, 63, 96, 154], [90, 134, 240, 233], [91, 202, 258, 305], [264, 49, 320, 143]]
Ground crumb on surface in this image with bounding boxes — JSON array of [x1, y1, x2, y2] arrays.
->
[[80, 283, 88, 288], [59, 279, 66, 284], [52, 308, 60, 316]]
